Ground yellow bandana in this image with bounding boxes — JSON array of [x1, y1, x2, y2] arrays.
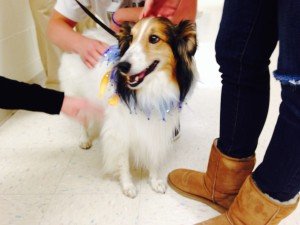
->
[[98, 70, 120, 106]]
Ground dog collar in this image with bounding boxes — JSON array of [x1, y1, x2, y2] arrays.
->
[[98, 45, 121, 106], [103, 45, 120, 63], [98, 69, 120, 106]]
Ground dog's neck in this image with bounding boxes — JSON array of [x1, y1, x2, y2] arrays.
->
[[116, 70, 181, 121]]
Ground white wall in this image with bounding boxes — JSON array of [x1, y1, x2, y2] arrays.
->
[[195, 0, 224, 87], [198, 0, 224, 9], [0, 0, 43, 123]]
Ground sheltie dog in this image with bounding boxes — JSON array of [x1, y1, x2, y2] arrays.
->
[[59, 17, 197, 198]]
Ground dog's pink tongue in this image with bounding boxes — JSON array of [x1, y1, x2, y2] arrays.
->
[[138, 71, 146, 79], [130, 71, 146, 83]]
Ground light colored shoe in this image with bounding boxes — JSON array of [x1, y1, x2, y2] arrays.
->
[[197, 176, 299, 225], [168, 140, 255, 212]]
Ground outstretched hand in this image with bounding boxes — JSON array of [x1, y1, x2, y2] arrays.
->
[[61, 96, 104, 125]]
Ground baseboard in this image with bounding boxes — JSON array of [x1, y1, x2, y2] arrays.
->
[[0, 110, 16, 126], [29, 71, 46, 85]]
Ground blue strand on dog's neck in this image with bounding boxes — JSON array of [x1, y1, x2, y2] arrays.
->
[[110, 68, 118, 83], [140, 99, 180, 122], [143, 105, 152, 120], [159, 103, 167, 121], [103, 45, 120, 64]]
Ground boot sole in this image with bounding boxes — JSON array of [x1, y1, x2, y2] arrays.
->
[[167, 174, 226, 213]]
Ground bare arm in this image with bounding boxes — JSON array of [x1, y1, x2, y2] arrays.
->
[[141, 0, 197, 24], [47, 10, 79, 52], [47, 10, 108, 69], [111, 7, 143, 32]]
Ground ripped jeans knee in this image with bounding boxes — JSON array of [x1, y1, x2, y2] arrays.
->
[[274, 71, 300, 85]]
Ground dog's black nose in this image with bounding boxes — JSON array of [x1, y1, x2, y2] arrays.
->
[[118, 61, 131, 74]]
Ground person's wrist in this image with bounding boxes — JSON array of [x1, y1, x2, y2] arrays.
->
[[61, 96, 74, 116], [61, 96, 83, 116], [112, 11, 123, 27], [72, 33, 85, 54]]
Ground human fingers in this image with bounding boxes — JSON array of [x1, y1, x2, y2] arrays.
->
[[140, 0, 154, 18], [141, 0, 181, 18], [77, 102, 104, 123], [95, 41, 109, 55], [84, 61, 93, 69], [85, 54, 98, 68]]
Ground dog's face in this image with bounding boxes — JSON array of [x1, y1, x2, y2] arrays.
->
[[117, 18, 176, 89], [115, 17, 197, 105]]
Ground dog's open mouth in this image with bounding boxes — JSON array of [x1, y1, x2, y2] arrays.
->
[[127, 60, 159, 88]]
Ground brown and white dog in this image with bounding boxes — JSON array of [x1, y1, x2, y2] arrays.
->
[[59, 17, 197, 198]]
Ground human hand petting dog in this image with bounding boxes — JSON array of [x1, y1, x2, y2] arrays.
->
[[74, 36, 109, 69], [140, 0, 197, 24], [112, 0, 196, 32], [111, 1, 173, 33], [47, 10, 108, 69], [61, 96, 104, 126], [110, 1, 180, 33], [141, 0, 181, 18]]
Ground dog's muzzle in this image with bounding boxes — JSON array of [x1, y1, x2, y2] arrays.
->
[[118, 60, 160, 88]]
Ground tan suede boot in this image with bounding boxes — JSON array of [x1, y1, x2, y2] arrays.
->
[[168, 140, 255, 212], [197, 176, 299, 225]]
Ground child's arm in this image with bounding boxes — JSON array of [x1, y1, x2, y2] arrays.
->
[[47, 10, 108, 69], [111, 7, 143, 32]]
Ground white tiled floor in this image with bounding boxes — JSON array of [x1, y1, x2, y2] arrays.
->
[[0, 5, 299, 225]]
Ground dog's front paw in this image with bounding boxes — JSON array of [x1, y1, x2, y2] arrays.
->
[[79, 140, 92, 150], [122, 184, 138, 198], [150, 179, 167, 194]]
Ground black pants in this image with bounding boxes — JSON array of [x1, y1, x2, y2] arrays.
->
[[216, 0, 300, 201]]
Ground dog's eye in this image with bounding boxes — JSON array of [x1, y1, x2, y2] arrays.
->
[[149, 35, 160, 44]]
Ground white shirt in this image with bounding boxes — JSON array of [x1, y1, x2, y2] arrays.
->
[[54, 0, 131, 25]]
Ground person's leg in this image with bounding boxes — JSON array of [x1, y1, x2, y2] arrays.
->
[[216, 0, 278, 158], [252, 0, 300, 203], [198, 85, 300, 224], [198, 1, 300, 224], [29, 0, 62, 87], [253, 85, 300, 202], [168, 0, 277, 211]]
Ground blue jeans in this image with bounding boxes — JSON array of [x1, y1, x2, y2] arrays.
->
[[216, 0, 300, 201]]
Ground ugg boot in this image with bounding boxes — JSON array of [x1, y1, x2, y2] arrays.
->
[[168, 140, 255, 212], [197, 176, 299, 225]]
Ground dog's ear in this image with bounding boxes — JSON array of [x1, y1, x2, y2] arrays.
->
[[174, 20, 197, 59], [118, 22, 132, 56], [173, 20, 197, 102]]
